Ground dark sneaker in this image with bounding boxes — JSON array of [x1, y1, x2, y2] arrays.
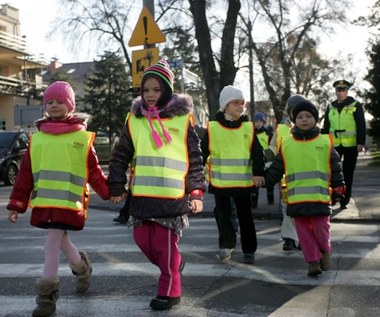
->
[[282, 238, 296, 251], [150, 296, 181, 310], [308, 261, 322, 277], [243, 253, 255, 264]]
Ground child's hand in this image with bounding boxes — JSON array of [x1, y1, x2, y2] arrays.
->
[[110, 194, 127, 204], [8, 210, 19, 223], [253, 176, 265, 187], [191, 199, 203, 213]]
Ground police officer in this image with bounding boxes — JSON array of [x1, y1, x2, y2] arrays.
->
[[322, 79, 366, 209]]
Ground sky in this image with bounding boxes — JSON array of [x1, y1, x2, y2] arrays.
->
[[3, 0, 377, 86]]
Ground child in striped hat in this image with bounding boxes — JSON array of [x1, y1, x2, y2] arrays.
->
[[108, 59, 207, 311]]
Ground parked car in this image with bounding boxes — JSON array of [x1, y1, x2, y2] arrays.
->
[[0, 131, 29, 185]]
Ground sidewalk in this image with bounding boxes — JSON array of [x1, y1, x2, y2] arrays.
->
[[91, 153, 380, 222]]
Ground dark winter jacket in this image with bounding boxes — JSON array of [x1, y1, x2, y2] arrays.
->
[[264, 126, 344, 217], [108, 93, 206, 219], [322, 96, 366, 147], [201, 111, 265, 197]]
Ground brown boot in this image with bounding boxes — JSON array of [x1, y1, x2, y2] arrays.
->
[[32, 277, 59, 317], [308, 261, 322, 277], [320, 251, 332, 271], [70, 251, 92, 293]]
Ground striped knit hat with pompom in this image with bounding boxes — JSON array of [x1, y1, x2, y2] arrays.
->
[[140, 59, 175, 148], [140, 59, 174, 107]]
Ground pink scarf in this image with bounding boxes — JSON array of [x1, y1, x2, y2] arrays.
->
[[145, 106, 172, 148], [36, 115, 86, 134]]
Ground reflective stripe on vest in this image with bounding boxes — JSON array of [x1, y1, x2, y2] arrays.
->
[[328, 101, 357, 147], [30, 131, 94, 210], [207, 121, 254, 188], [281, 134, 332, 204], [256, 131, 269, 150], [128, 113, 190, 198]]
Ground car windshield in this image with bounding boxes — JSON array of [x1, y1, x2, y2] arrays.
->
[[0, 133, 15, 149]]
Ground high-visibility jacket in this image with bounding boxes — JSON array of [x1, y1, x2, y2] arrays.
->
[[207, 121, 254, 188], [328, 101, 358, 147], [275, 123, 291, 153], [128, 113, 191, 199], [275, 123, 291, 201], [281, 134, 332, 205], [30, 131, 94, 212], [256, 131, 269, 150]]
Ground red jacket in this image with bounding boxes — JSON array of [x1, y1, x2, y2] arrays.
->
[[7, 138, 109, 231]]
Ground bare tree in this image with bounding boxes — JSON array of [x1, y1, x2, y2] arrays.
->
[[243, 0, 349, 122]]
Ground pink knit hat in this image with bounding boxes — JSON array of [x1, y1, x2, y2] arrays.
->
[[43, 81, 76, 112]]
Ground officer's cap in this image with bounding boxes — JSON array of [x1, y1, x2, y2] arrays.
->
[[333, 79, 352, 90]]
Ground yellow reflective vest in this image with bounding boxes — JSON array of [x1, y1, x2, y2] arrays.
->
[[328, 101, 358, 147], [275, 123, 291, 201], [30, 131, 94, 212], [207, 121, 254, 188], [256, 131, 269, 150], [128, 113, 191, 199], [281, 134, 332, 204]]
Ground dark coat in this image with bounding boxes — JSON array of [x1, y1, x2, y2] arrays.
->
[[322, 96, 366, 146], [108, 93, 206, 219], [201, 111, 265, 197], [264, 126, 344, 217]]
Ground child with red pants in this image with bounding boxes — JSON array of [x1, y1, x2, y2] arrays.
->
[[108, 60, 206, 310], [263, 98, 345, 276]]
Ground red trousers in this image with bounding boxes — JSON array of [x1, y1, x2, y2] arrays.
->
[[294, 215, 331, 263], [133, 221, 181, 297]]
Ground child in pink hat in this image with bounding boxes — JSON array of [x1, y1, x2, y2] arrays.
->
[[7, 81, 109, 317]]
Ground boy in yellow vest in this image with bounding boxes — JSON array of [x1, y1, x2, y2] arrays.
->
[[263, 99, 345, 276]]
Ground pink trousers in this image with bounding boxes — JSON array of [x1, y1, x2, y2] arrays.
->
[[133, 221, 182, 297], [294, 215, 331, 263]]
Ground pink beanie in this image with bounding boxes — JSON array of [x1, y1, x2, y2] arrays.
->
[[43, 81, 76, 112]]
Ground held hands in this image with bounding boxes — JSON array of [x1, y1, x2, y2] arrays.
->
[[110, 192, 127, 204], [331, 185, 346, 205], [253, 176, 265, 188], [8, 210, 19, 223], [191, 199, 203, 213]]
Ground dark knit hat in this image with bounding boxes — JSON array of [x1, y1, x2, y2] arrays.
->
[[291, 100, 319, 122], [141, 59, 174, 108], [253, 111, 266, 123], [43, 81, 75, 112], [285, 94, 307, 116]]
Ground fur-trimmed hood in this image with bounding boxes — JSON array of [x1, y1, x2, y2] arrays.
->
[[131, 93, 194, 118]]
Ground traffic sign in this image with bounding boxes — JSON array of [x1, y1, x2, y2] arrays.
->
[[128, 7, 166, 47], [131, 47, 160, 87], [168, 59, 183, 68]]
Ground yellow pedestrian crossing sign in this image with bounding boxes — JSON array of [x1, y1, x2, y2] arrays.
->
[[132, 47, 160, 87], [128, 7, 166, 47]]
